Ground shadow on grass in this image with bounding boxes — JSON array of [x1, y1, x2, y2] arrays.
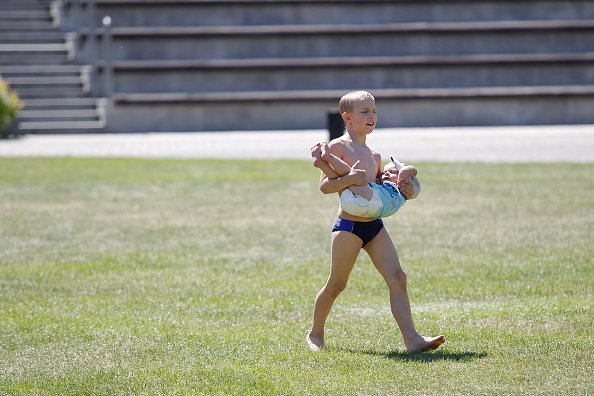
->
[[339, 348, 487, 363]]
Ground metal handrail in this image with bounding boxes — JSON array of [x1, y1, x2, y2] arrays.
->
[[102, 15, 113, 98]]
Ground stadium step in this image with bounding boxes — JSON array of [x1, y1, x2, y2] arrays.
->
[[103, 85, 594, 132], [87, 0, 594, 27], [0, 32, 67, 44], [16, 98, 108, 134], [84, 20, 594, 62], [103, 53, 594, 93], [0, 0, 106, 135], [18, 120, 107, 132]]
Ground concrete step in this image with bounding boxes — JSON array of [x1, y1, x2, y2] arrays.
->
[[103, 53, 594, 93], [18, 120, 107, 132], [87, 21, 594, 61], [0, 42, 72, 64], [16, 97, 108, 133], [17, 109, 100, 122], [8, 76, 83, 85], [0, 21, 55, 29], [0, 32, 66, 43], [0, 43, 67, 52], [15, 89, 89, 99], [0, 0, 47, 5], [23, 97, 100, 110], [0, 55, 70, 65], [9, 85, 86, 99], [0, 3, 48, 12], [106, 85, 594, 131], [0, 64, 83, 76], [0, 10, 50, 20], [86, 0, 594, 27]]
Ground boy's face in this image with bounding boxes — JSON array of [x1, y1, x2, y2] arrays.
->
[[344, 97, 377, 134]]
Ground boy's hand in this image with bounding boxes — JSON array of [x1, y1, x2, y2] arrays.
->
[[398, 178, 415, 199]]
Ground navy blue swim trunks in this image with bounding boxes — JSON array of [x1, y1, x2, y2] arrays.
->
[[331, 217, 384, 247]]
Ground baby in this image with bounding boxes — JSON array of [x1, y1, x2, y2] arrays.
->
[[311, 142, 420, 219]]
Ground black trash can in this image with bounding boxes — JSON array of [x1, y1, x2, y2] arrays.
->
[[327, 109, 345, 141]]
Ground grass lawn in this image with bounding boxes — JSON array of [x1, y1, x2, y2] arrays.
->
[[0, 157, 592, 395]]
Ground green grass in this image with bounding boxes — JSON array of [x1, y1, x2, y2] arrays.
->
[[0, 157, 592, 395]]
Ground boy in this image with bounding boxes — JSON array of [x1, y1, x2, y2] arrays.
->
[[306, 91, 445, 352], [311, 142, 419, 219]]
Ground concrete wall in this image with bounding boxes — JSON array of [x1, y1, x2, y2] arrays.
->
[[64, 0, 594, 131]]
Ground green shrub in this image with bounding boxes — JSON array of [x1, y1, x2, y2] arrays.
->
[[0, 79, 23, 135]]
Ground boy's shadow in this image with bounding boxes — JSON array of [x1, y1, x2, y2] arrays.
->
[[340, 348, 487, 363]]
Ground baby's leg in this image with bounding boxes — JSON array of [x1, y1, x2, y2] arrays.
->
[[308, 231, 362, 351], [320, 143, 351, 175], [311, 143, 340, 178], [363, 229, 445, 352], [398, 165, 417, 181], [320, 143, 373, 200]]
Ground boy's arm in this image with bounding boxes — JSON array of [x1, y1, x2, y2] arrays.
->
[[319, 162, 368, 194]]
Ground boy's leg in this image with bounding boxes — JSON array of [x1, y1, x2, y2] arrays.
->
[[363, 228, 445, 352], [308, 231, 362, 351]]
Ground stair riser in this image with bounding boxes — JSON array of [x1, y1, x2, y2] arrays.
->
[[0, 22, 55, 29], [105, 95, 594, 132], [0, 39, 66, 44], [17, 116, 100, 122], [23, 104, 98, 111], [0, 56, 70, 65], [107, 62, 594, 93], [11, 84, 83, 93], [2, 72, 80, 78], [88, 30, 594, 62], [17, 91, 89, 99], [75, 1, 594, 28]]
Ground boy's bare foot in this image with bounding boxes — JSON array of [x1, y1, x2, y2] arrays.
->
[[310, 143, 324, 168], [405, 335, 445, 353], [306, 333, 325, 352]]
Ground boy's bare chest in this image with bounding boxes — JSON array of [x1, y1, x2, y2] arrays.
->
[[341, 146, 378, 178]]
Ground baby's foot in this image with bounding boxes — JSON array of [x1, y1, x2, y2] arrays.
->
[[320, 142, 331, 161], [310, 143, 323, 168], [306, 333, 325, 352], [405, 335, 445, 353]]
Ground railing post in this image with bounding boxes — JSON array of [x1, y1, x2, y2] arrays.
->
[[72, 0, 81, 30], [102, 16, 113, 98], [88, 0, 96, 64]]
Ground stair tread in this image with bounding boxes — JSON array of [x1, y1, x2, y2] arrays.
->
[[100, 20, 594, 37], [0, 43, 67, 51], [19, 109, 99, 117], [0, 65, 83, 74], [23, 98, 102, 107], [8, 76, 82, 84], [113, 85, 594, 103], [106, 52, 594, 70], [19, 120, 106, 130]]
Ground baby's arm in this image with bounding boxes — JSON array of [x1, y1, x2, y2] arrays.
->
[[319, 163, 367, 194], [313, 142, 373, 200]]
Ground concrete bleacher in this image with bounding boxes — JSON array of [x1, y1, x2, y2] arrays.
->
[[4, 0, 594, 133], [0, 0, 106, 133]]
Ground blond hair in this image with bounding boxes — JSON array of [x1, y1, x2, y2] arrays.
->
[[339, 90, 375, 114]]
